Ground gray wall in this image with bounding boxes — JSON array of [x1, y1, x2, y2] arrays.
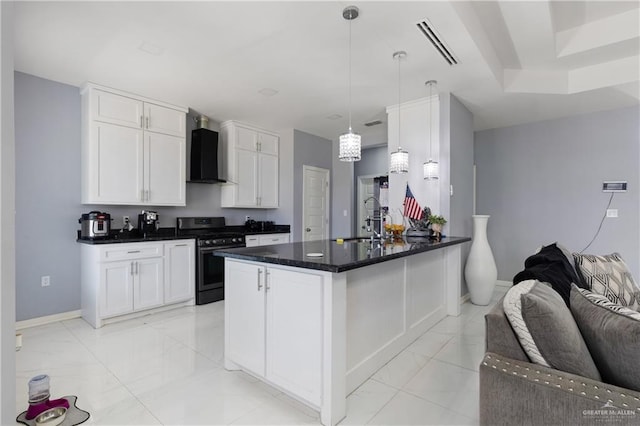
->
[[448, 94, 474, 295], [475, 106, 640, 281], [14, 72, 289, 321], [1, 2, 16, 421], [292, 129, 333, 242], [15, 72, 82, 321]]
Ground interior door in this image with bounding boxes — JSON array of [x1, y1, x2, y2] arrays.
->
[[302, 166, 329, 241]]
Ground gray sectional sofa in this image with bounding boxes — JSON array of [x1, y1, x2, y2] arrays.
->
[[480, 293, 640, 425]]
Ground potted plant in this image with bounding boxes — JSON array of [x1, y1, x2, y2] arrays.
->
[[428, 214, 447, 240]]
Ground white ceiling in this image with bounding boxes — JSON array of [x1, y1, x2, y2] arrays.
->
[[13, 1, 640, 146]]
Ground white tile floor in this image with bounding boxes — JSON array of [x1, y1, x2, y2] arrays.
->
[[15, 286, 508, 425]]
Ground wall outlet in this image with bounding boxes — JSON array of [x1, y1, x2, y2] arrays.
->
[[41, 276, 50, 287], [606, 209, 618, 218], [123, 216, 130, 225]]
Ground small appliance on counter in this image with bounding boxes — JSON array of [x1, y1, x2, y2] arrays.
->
[[138, 210, 159, 236], [245, 219, 275, 232], [78, 211, 111, 240]]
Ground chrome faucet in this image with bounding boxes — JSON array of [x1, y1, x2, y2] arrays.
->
[[363, 196, 384, 242]]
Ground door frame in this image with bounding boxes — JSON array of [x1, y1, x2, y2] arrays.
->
[[302, 165, 330, 241]]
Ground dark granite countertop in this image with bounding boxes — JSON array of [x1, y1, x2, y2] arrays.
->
[[214, 236, 471, 273], [77, 228, 193, 245], [76, 225, 291, 244]]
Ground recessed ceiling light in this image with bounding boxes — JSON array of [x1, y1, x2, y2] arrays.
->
[[258, 88, 279, 97], [326, 114, 343, 120], [138, 41, 165, 56]]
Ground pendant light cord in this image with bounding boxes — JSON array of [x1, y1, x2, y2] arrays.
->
[[348, 15, 353, 133], [397, 54, 401, 150], [428, 82, 432, 158]]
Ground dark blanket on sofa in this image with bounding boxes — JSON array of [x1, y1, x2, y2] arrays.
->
[[513, 243, 586, 306]]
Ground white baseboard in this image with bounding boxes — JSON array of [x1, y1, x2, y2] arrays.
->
[[460, 293, 471, 304], [496, 280, 511, 288], [16, 310, 82, 330]]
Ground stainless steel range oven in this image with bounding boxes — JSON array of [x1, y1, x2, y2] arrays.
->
[[177, 217, 245, 305]]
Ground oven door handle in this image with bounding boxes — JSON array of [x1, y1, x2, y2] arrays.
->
[[199, 245, 244, 254]]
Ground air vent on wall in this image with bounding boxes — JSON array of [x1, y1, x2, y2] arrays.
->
[[416, 19, 458, 66], [364, 120, 383, 127]]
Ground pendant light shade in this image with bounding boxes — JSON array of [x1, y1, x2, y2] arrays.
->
[[390, 147, 409, 173], [339, 6, 361, 162], [339, 130, 361, 162], [423, 80, 439, 180], [390, 50, 408, 174]]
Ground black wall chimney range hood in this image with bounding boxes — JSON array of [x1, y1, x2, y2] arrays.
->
[[189, 128, 226, 184]]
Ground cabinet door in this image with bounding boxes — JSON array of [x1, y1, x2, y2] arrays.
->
[[235, 149, 259, 206], [90, 122, 144, 204], [258, 132, 279, 156], [93, 90, 143, 129], [164, 241, 195, 304], [236, 126, 258, 151], [145, 132, 186, 205], [258, 153, 279, 207], [100, 261, 134, 318], [145, 103, 186, 137], [266, 268, 323, 405], [225, 261, 266, 376], [134, 257, 164, 311]]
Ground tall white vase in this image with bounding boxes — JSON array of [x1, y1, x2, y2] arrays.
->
[[465, 215, 498, 305]]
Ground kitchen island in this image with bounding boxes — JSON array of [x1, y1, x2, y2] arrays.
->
[[216, 236, 470, 426]]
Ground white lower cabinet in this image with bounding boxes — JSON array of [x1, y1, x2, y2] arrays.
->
[[245, 233, 290, 247], [225, 259, 322, 406], [164, 241, 196, 304], [82, 239, 195, 328]]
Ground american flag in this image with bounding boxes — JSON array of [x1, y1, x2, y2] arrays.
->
[[403, 184, 423, 220]]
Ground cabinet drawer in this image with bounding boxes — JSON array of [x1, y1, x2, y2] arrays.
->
[[258, 234, 289, 245], [245, 236, 260, 247], [100, 243, 163, 261]]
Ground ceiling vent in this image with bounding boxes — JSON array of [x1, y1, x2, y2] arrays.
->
[[364, 120, 383, 127], [416, 19, 458, 66]]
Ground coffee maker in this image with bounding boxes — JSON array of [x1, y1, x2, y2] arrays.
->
[[137, 210, 159, 236]]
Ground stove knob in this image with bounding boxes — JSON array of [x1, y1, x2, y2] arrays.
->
[[205, 240, 212, 245], [232, 238, 237, 243], [212, 239, 219, 245]]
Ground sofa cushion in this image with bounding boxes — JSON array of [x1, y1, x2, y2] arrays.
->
[[503, 280, 601, 380], [573, 252, 640, 310], [570, 285, 640, 392]]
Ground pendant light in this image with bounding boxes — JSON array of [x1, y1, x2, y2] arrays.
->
[[390, 51, 408, 174], [423, 80, 439, 180], [339, 6, 361, 162]]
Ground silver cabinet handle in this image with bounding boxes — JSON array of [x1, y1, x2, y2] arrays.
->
[[145, 116, 149, 129], [265, 270, 271, 291], [272, 238, 278, 242], [146, 190, 150, 201], [140, 115, 144, 128], [131, 261, 134, 276], [257, 269, 263, 291], [135, 262, 139, 275], [141, 189, 145, 201], [128, 250, 141, 253], [175, 243, 188, 247]]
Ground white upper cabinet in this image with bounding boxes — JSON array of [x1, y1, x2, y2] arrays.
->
[[220, 120, 279, 208], [145, 103, 186, 137], [81, 83, 187, 206], [93, 89, 144, 128]]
